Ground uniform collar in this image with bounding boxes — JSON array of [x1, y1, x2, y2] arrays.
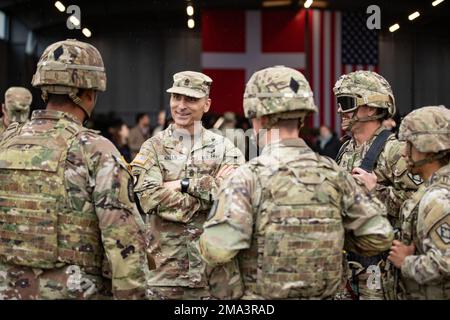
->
[[31, 109, 83, 126], [350, 124, 389, 149], [163, 123, 213, 153], [261, 138, 309, 156]]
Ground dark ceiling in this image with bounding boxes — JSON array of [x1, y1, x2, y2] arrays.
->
[[1, 0, 449, 36]]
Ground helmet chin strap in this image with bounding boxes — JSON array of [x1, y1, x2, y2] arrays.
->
[[407, 150, 449, 169], [344, 107, 386, 131], [68, 91, 92, 120]]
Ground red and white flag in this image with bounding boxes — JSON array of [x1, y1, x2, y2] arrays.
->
[[201, 9, 379, 133]]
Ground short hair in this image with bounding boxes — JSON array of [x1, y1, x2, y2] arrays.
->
[[136, 112, 148, 124], [46, 90, 87, 106]]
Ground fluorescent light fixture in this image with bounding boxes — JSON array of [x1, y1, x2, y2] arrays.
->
[[262, 0, 291, 8], [187, 18, 195, 29], [304, 0, 313, 8], [54, 1, 65, 12], [389, 23, 400, 32], [408, 11, 420, 20], [186, 5, 194, 16], [432, 0, 444, 6], [82, 28, 91, 38], [69, 15, 80, 26]]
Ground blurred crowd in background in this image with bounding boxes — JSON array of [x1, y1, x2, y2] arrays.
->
[[81, 109, 401, 163]]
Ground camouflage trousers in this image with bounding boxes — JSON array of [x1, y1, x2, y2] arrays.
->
[[147, 286, 215, 300], [334, 252, 393, 300], [0, 263, 112, 300]]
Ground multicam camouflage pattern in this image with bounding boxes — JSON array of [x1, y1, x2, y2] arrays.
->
[[0, 118, 5, 137], [333, 71, 395, 116], [31, 39, 106, 118], [338, 126, 422, 226], [131, 124, 244, 298], [337, 126, 421, 300], [166, 71, 212, 98], [398, 164, 450, 299], [4, 87, 32, 123], [0, 110, 150, 299], [199, 138, 394, 300], [399, 105, 450, 153], [243, 66, 317, 119]]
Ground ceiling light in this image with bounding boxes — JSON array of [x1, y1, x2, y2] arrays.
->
[[82, 28, 91, 38], [408, 11, 420, 20], [187, 5, 194, 16], [69, 15, 80, 26], [54, 1, 65, 12], [432, 0, 445, 6], [304, 0, 313, 8], [188, 19, 195, 29], [389, 23, 400, 32]]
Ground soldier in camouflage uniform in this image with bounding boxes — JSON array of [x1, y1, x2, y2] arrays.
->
[[0, 39, 151, 300], [388, 105, 450, 300], [0, 87, 32, 138], [198, 66, 394, 300], [333, 71, 421, 300], [131, 71, 245, 299]]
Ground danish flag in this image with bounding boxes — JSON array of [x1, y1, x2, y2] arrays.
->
[[201, 9, 379, 133]]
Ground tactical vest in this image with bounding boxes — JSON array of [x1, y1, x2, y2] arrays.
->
[[399, 178, 450, 300], [240, 152, 344, 299], [0, 119, 103, 272]]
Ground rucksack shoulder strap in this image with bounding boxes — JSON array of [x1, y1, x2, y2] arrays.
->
[[360, 129, 392, 173]]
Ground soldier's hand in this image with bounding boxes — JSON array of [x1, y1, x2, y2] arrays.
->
[[388, 240, 415, 268], [163, 180, 181, 191], [217, 165, 235, 178], [351, 168, 377, 192]]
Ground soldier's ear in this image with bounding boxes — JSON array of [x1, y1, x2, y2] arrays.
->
[[203, 97, 211, 113], [260, 115, 269, 127]]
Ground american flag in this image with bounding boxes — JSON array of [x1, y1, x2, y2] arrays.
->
[[201, 9, 379, 134]]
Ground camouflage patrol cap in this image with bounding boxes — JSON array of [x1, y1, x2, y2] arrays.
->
[[4, 87, 32, 123], [399, 105, 450, 153], [333, 70, 396, 116], [243, 66, 317, 119], [166, 71, 212, 98]]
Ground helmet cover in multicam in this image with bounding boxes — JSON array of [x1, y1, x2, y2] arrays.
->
[[4, 87, 32, 123], [333, 70, 396, 117], [399, 105, 450, 154], [31, 39, 106, 117], [243, 66, 317, 119]]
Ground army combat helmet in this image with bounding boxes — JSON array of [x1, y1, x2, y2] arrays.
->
[[244, 66, 317, 128], [333, 71, 395, 128], [31, 39, 106, 118], [399, 105, 450, 168]]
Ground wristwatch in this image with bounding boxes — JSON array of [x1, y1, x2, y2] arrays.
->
[[180, 178, 190, 193]]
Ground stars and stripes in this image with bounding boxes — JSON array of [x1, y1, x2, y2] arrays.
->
[[201, 9, 379, 134]]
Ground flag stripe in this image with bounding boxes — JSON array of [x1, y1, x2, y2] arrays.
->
[[319, 12, 325, 127], [307, 9, 314, 129], [324, 11, 331, 129], [313, 10, 320, 128], [334, 11, 342, 135]]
